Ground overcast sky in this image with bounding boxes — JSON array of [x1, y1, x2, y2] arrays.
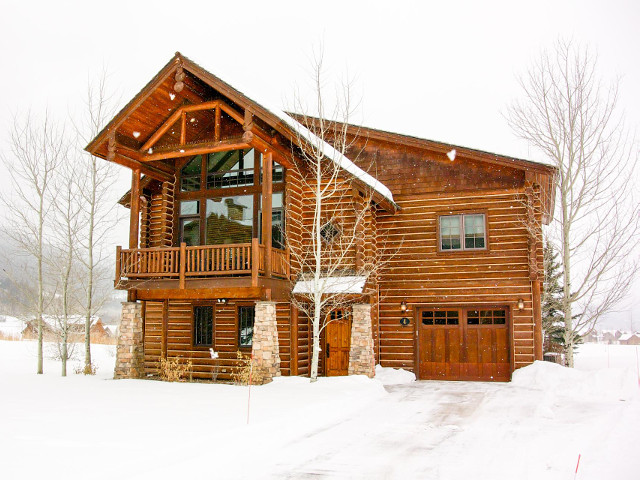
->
[[0, 0, 638, 326]]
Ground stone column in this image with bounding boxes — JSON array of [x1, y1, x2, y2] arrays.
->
[[114, 302, 144, 379], [251, 301, 281, 384], [348, 304, 375, 378]]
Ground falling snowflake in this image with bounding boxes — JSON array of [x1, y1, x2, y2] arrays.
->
[[148, 148, 153, 154], [133, 131, 140, 138], [169, 93, 176, 100], [447, 149, 456, 161]]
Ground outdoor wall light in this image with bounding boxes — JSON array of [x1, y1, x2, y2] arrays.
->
[[517, 298, 525, 311], [216, 298, 228, 304], [400, 301, 407, 313]]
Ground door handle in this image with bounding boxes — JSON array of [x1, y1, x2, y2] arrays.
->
[[326, 343, 330, 358]]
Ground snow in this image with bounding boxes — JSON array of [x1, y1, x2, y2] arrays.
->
[[374, 364, 416, 385], [1, 340, 639, 479], [292, 275, 367, 294], [0, 315, 24, 339]]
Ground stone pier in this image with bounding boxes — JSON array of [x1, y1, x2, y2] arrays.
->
[[251, 301, 281, 384], [348, 303, 375, 378], [114, 302, 144, 379]]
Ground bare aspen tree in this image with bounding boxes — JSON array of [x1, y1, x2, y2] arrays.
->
[[287, 52, 386, 381], [507, 39, 640, 366], [1, 113, 65, 374], [49, 156, 83, 376], [72, 71, 121, 374]]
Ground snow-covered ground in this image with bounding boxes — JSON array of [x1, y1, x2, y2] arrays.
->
[[0, 341, 638, 479]]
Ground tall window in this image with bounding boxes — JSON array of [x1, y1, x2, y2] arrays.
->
[[238, 306, 255, 347], [193, 306, 214, 346], [259, 192, 285, 250], [177, 149, 285, 247], [206, 196, 253, 245], [440, 213, 486, 251]]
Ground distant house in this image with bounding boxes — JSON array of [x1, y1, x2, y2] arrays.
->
[[90, 319, 117, 344], [21, 316, 112, 343], [582, 331, 599, 343], [618, 333, 640, 346], [601, 330, 622, 344], [21, 319, 57, 341]]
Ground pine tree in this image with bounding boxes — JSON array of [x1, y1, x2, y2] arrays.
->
[[542, 240, 584, 359], [542, 240, 565, 353]]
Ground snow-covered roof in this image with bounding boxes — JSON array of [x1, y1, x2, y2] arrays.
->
[[292, 276, 367, 295], [618, 333, 640, 341], [192, 56, 396, 208], [270, 110, 395, 205]]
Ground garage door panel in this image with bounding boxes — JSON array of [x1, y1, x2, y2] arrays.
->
[[418, 307, 511, 382]]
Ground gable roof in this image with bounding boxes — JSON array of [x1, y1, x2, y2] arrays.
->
[[289, 114, 558, 223], [86, 53, 397, 212]]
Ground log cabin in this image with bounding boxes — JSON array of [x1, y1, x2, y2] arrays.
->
[[85, 53, 556, 383]]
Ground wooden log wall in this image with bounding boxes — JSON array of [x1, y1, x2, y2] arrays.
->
[[285, 168, 303, 276], [296, 308, 310, 376], [298, 177, 359, 271], [140, 179, 175, 249], [347, 137, 543, 373], [142, 299, 292, 381], [376, 189, 537, 371]]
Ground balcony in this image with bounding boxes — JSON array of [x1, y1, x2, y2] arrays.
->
[[115, 239, 290, 292]]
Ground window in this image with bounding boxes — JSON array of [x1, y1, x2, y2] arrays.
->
[[238, 306, 255, 347], [467, 309, 506, 325], [259, 192, 285, 250], [439, 213, 486, 251], [207, 149, 256, 189], [193, 306, 214, 346], [421, 310, 459, 325], [206, 195, 254, 245], [320, 221, 340, 244], [177, 148, 285, 247], [180, 200, 200, 246]]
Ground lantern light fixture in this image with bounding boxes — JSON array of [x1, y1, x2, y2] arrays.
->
[[517, 298, 525, 311], [400, 301, 407, 313]]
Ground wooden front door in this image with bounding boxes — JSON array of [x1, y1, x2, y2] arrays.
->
[[417, 307, 510, 381], [325, 310, 351, 376]]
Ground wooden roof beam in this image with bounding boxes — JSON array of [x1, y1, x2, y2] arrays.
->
[[141, 137, 251, 161]]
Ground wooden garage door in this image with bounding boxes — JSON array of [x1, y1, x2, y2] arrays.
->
[[417, 307, 510, 381]]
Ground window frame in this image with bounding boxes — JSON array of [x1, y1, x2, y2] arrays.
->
[[192, 304, 215, 348], [436, 210, 489, 253], [175, 150, 285, 247], [236, 303, 256, 350]]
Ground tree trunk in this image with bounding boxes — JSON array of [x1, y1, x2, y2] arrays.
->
[[310, 316, 320, 382], [562, 194, 574, 368], [84, 158, 96, 373], [37, 197, 44, 375]]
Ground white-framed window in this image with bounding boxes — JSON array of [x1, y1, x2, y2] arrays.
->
[[439, 213, 486, 251]]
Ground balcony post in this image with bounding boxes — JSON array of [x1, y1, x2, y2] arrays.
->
[[261, 152, 273, 278], [129, 169, 141, 249], [179, 242, 186, 289], [115, 246, 122, 287], [251, 238, 259, 287]]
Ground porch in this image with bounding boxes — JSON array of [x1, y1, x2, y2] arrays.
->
[[115, 239, 290, 289]]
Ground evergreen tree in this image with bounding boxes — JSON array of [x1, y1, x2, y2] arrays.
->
[[542, 240, 565, 353], [542, 240, 583, 358]]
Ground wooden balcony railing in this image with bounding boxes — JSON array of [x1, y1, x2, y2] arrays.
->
[[115, 239, 290, 288]]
